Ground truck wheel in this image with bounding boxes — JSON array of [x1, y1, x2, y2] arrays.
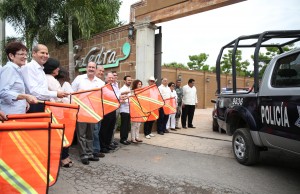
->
[[232, 128, 260, 165], [212, 119, 218, 132]]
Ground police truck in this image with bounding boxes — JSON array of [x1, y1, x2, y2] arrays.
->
[[212, 30, 300, 165]]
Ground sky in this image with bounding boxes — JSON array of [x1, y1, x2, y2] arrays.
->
[[119, 0, 300, 67], [6, 0, 300, 67]]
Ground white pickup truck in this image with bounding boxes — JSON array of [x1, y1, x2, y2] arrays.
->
[[213, 30, 300, 165]]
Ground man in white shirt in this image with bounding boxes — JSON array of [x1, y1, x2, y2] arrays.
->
[[72, 62, 105, 165], [181, 78, 198, 129], [157, 77, 171, 135], [119, 75, 132, 144], [21, 44, 68, 112], [93, 65, 106, 158]]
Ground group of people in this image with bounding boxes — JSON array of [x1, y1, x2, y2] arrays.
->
[[155, 77, 198, 136], [0, 41, 198, 168], [0, 42, 71, 166]]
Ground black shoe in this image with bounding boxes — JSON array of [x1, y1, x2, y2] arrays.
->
[[126, 140, 131, 144], [170, 128, 177, 131], [175, 127, 181, 129], [113, 141, 119, 146], [183, 126, 187, 129], [101, 148, 110, 153], [120, 140, 130, 145], [93, 152, 105, 158], [164, 129, 170, 133], [110, 143, 117, 148], [88, 156, 99, 161], [188, 126, 196, 128], [108, 145, 115, 150], [158, 132, 164, 135], [81, 158, 89, 165]]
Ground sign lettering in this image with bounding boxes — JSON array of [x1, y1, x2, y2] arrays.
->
[[261, 105, 290, 127], [76, 42, 131, 72]]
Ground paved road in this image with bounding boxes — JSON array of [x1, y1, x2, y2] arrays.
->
[[49, 109, 300, 194]]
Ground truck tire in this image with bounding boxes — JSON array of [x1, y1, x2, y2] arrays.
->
[[232, 128, 260, 165], [212, 119, 218, 132]]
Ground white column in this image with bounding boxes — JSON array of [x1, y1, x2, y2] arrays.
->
[[135, 22, 157, 84]]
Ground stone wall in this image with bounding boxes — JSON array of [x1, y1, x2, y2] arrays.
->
[[49, 25, 253, 109], [48, 24, 136, 79], [161, 68, 253, 109]]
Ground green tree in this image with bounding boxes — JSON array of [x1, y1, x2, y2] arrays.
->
[[220, 49, 250, 76], [0, 0, 61, 55], [1, 0, 121, 80], [54, 0, 121, 80], [163, 62, 189, 70], [187, 53, 209, 70], [251, 44, 295, 77], [1, 36, 24, 65], [209, 66, 216, 73]]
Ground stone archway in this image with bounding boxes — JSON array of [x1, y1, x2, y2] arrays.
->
[[129, 0, 245, 83]]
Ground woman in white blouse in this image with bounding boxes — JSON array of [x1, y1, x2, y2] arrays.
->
[[166, 82, 178, 131], [43, 58, 73, 168], [0, 41, 38, 114]]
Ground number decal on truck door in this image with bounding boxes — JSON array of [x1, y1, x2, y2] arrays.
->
[[232, 98, 243, 106]]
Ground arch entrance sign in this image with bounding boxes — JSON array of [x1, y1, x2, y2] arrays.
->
[[130, 0, 245, 83]]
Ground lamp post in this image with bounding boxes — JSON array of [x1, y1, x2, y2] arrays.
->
[[128, 22, 134, 40], [178, 74, 182, 81]]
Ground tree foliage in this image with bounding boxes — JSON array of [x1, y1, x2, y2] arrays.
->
[[0, 0, 121, 80], [163, 62, 189, 70], [220, 49, 250, 76], [52, 0, 121, 80], [1, 36, 24, 65], [50, 0, 121, 44], [250, 44, 295, 77], [0, 0, 61, 54], [187, 53, 209, 70]]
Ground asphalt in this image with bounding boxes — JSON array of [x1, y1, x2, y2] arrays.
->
[[49, 108, 233, 193]]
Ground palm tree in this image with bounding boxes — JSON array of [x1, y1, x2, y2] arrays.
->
[[0, 0, 121, 80], [0, 0, 61, 54], [54, 0, 121, 80]]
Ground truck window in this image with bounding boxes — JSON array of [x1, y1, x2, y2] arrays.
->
[[271, 52, 300, 87]]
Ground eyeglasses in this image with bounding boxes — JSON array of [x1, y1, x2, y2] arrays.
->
[[15, 53, 28, 57]]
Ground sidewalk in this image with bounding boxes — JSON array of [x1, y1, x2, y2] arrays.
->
[[135, 108, 233, 158], [49, 108, 233, 193]]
